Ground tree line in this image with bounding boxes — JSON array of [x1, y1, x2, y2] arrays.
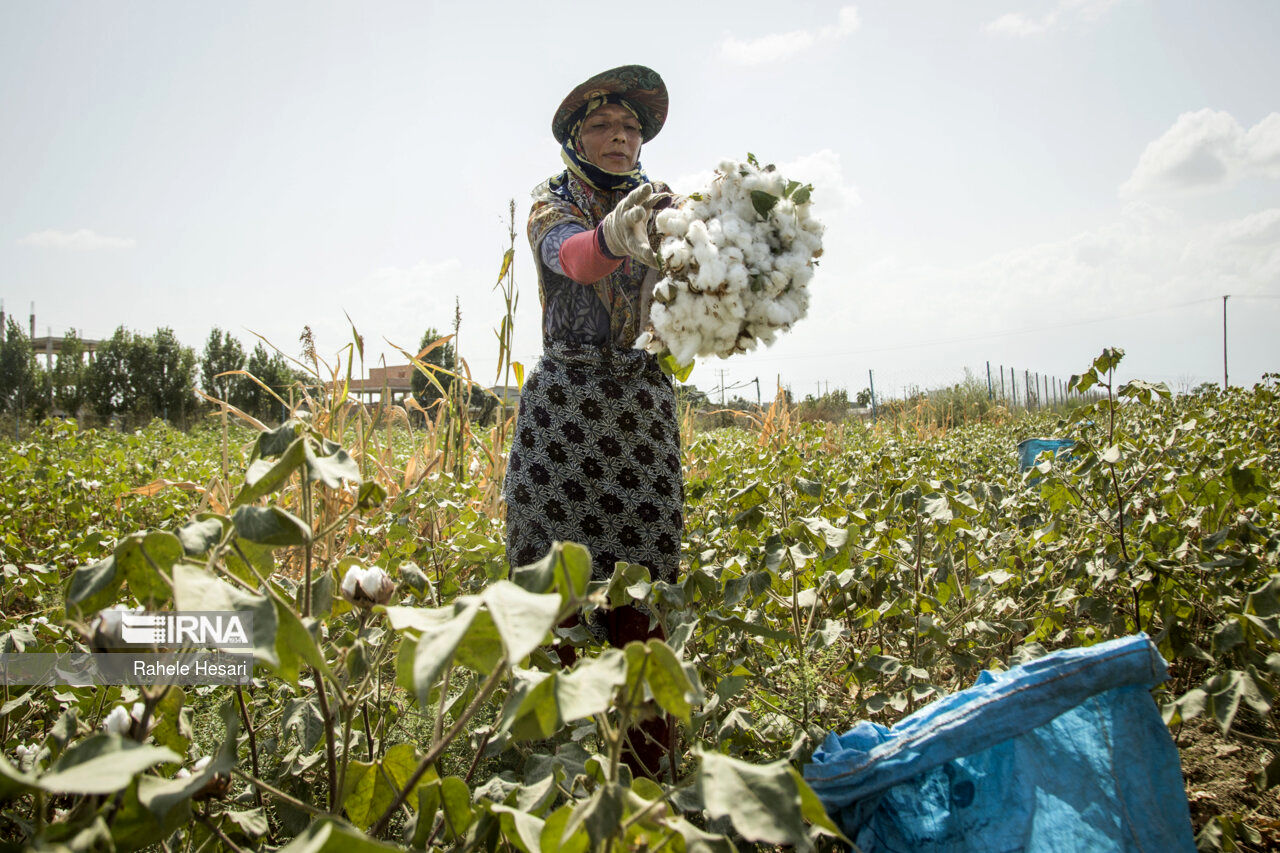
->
[[0, 322, 300, 430], [0, 323, 476, 433]]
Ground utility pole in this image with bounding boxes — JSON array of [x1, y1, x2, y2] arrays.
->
[[1223, 295, 1229, 388], [753, 377, 761, 407], [719, 369, 726, 406], [868, 369, 877, 422], [986, 361, 993, 400]]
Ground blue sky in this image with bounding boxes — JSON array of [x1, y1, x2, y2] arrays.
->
[[3, 0, 1277, 401]]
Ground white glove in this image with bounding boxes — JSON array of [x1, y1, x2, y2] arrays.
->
[[600, 183, 670, 268]]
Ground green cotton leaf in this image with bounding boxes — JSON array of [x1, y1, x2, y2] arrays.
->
[[411, 781, 442, 848], [1204, 670, 1247, 734], [556, 649, 629, 722], [1162, 688, 1208, 727], [149, 687, 191, 771], [138, 698, 237, 821], [795, 477, 822, 498], [439, 776, 474, 841], [221, 808, 269, 839], [172, 562, 279, 670], [482, 580, 562, 664], [273, 598, 332, 686], [357, 480, 387, 510], [453, 607, 504, 674], [234, 436, 306, 506], [540, 803, 590, 853], [177, 518, 224, 556], [500, 669, 560, 742], [255, 420, 302, 458], [1118, 379, 1171, 404], [342, 743, 431, 831], [791, 185, 812, 204], [224, 536, 274, 586], [697, 749, 809, 847], [1248, 577, 1280, 619], [563, 782, 625, 848], [603, 562, 653, 608], [791, 765, 848, 843], [412, 599, 482, 708], [728, 482, 770, 510], [1090, 346, 1125, 375], [1212, 617, 1245, 657], [510, 541, 591, 603], [665, 814, 736, 852], [109, 775, 194, 852], [801, 516, 849, 549], [1068, 371, 1097, 394], [114, 531, 182, 606], [1229, 465, 1268, 506], [270, 817, 405, 852], [492, 804, 546, 853], [232, 505, 311, 547], [282, 698, 325, 752], [644, 640, 696, 723], [1240, 666, 1276, 719], [309, 570, 333, 619], [920, 494, 953, 523], [38, 734, 181, 795], [703, 612, 792, 641], [306, 442, 361, 488], [658, 351, 695, 381], [65, 555, 122, 617]]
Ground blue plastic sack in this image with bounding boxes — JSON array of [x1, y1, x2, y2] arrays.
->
[[1017, 438, 1075, 472], [804, 635, 1195, 852]]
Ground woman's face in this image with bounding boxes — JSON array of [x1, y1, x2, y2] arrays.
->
[[578, 103, 642, 172]]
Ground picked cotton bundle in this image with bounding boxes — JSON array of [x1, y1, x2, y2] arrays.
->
[[635, 155, 824, 368]]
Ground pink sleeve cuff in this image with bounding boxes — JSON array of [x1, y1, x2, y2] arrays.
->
[[559, 225, 623, 283]]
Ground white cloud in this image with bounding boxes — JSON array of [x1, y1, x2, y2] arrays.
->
[[719, 6, 860, 66], [983, 0, 1120, 37], [837, 204, 1280, 347], [777, 149, 862, 211], [984, 13, 1051, 37], [17, 228, 136, 250], [1120, 109, 1280, 197]]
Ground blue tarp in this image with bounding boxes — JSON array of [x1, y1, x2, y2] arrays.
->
[[1017, 438, 1075, 471], [804, 635, 1195, 852]]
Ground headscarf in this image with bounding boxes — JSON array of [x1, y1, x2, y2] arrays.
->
[[555, 94, 650, 194]]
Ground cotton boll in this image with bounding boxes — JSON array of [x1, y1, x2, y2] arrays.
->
[[686, 219, 712, 250], [656, 207, 689, 238], [725, 262, 749, 294], [706, 218, 726, 248], [661, 239, 693, 273]]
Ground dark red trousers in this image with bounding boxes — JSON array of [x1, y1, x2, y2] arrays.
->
[[554, 607, 674, 780]]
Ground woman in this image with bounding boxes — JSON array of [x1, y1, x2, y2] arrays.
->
[[503, 65, 682, 775]]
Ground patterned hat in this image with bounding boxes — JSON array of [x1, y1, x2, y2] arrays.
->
[[552, 65, 668, 145]]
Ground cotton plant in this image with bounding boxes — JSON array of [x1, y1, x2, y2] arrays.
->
[[102, 702, 155, 737], [635, 155, 824, 368], [340, 564, 396, 607]]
